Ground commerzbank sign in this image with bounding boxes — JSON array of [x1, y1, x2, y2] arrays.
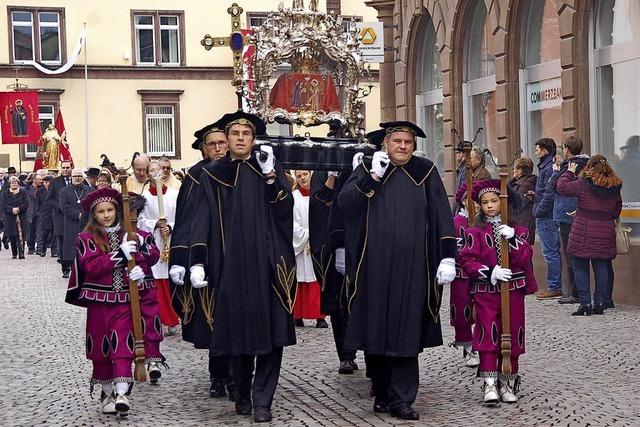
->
[[353, 22, 384, 63], [527, 77, 562, 112]]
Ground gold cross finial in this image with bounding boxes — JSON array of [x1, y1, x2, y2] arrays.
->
[[201, 2, 247, 87]]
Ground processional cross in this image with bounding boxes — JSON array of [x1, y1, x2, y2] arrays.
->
[[200, 2, 249, 109]]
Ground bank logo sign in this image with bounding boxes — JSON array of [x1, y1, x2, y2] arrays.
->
[[527, 77, 562, 112], [354, 22, 384, 63]]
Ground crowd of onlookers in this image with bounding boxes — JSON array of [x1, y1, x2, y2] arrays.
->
[[455, 135, 634, 316]]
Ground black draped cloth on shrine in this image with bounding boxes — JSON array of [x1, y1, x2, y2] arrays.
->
[[337, 156, 456, 357], [169, 158, 213, 348], [189, 153, 296, 356]]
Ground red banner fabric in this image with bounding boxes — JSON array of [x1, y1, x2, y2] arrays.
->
[[0, 91, 40, 144], [55, 110, 74, 167]]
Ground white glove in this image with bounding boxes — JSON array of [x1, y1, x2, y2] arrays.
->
[[256, 145, 275, 174], [371, 151, 390, 180], [459, 208, 468, 219], [490, 267, 512, 285], [334, 248, 345, 275], [189, 265, 207, 289], [352, 152, 364, 171], [328, 171, 339, 177], [496, 224, 515, 240], [169, 265, 186, 286], [129, 265, 145, 282], [119, 236, 138, 261], [436, 258, 456, 285]]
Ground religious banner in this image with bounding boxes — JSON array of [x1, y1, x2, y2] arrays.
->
[[269, 73, 341, 113], [0, 91, 41, 144]]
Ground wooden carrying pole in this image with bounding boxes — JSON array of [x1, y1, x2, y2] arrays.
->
[[498, 171, 512, 375], [153, 175, 170, 262], [118, 169, 147, 382], [463, 142, 475, 226]]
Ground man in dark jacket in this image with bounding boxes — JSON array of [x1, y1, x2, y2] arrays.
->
[[533, 137, 563, 299], [49, 161, 72, 263], [542, 136, 589, 304], [59, 169, 91, 278]]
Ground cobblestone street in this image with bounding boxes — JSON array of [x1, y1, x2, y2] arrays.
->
[[0, 255, 638, 426]]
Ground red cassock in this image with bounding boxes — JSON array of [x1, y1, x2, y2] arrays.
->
[[293, 281, 323, 320], [269, 73, 341, 113]]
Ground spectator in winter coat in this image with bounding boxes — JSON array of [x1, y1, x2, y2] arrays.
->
[[541, 136, 590, 304], [470, 148, 492, 181], [532, 137, 563, 300], [509, 157, 537, 245], [556, 155, 622, 316]]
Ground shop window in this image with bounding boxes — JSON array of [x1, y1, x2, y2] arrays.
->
[[415, 13, 444, 173], [591, 0, 640, 227], [463, 1, 497, 176], [519, 0, 562, 157]]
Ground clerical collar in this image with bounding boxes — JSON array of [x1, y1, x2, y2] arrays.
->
[[230, 152, 251, 161], [486, 214, 502, 224], [297, 186, 311, 197], [149, 185, 168, 196], [105, 224, 121, 233]]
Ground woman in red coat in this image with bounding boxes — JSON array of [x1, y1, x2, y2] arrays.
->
[[556, 155, 622, 316]]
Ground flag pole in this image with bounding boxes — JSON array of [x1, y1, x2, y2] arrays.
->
[[83, 22, 89, 168]]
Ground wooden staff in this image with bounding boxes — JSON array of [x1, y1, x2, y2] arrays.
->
[[152, 175, 170, 263], [15, 214, 24, 255], [463, 142, 475, 226], [498, 170, 512, 376], [118, 169, 147, 382]]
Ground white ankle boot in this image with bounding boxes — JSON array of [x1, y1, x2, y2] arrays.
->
[[100, 392, 117, 414], [148, 362, 162, 384], [463, 348, 480, 368], [482, 378, 499, 405], [114, 393, 130, 416], [499, 379, 518, 403]]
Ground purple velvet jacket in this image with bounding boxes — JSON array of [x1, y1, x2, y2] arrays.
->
[[459, 222, 538, 295], [65, 226, 160, 307]]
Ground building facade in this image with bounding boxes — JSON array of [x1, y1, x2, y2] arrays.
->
[[367, 0, 639, 304], [0, 0, 380, 170]]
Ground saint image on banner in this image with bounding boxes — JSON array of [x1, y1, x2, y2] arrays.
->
[[11, 100, 28, 136]]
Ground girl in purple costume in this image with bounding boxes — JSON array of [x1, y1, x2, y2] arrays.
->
[[449, 183, 479, 368], [65, 187, 160, 417], [459, 180, 538, 405]]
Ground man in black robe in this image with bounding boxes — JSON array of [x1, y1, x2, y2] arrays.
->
[[49, 160, 72, 264], [59, 169, 91, 278], [337, 121, 457, 420], [169, 121, 234, 399], [188, 111, 296, 423]]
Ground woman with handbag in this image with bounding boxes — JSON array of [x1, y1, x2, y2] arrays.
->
[[556, 155, 623, 316]]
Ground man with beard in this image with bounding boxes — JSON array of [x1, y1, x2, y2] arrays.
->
[[188, 111, 295, 423], [338, 121, 456, 420], [169, 121, 233, 399]]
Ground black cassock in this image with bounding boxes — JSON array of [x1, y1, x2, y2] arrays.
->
[[169, 158, 213, 348], [189, 154, 296, 357], [338, 156, 456, 357], [59, 184, 91, 262]]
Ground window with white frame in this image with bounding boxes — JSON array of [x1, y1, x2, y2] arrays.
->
[[246, 12, 269, 29], [133, 11, 182, 66], [145, 105, 176, 156], [591, 0, 640, 227], [24, 104, 56, 159], [414, 13, 444, 173], [463, 1, 497, 176], [10, 8, 63, 64]]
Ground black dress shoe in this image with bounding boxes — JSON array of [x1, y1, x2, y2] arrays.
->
[[27, 249, 35, 255], [572, 304, 592, 316], [592, 303, 605, 315], [226, 381, 236, 402], [235, 399, 252, 415], [209, 379, 227, 398], [295, 319, 305, 327], [603, 301, 615, 309], [390, 404, 420, 420], [558, 295, 579, 304], [315, 319, 329, 328], [373, 399, 388, 413], [19, 255, 25, 259], [350, 360, 359, 370], [253, 407, 272, 423], [62, 271, 70, 278], [338, 360, 354, 374], [39, 252, 46, 257], [11, 255, 16, 259]]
